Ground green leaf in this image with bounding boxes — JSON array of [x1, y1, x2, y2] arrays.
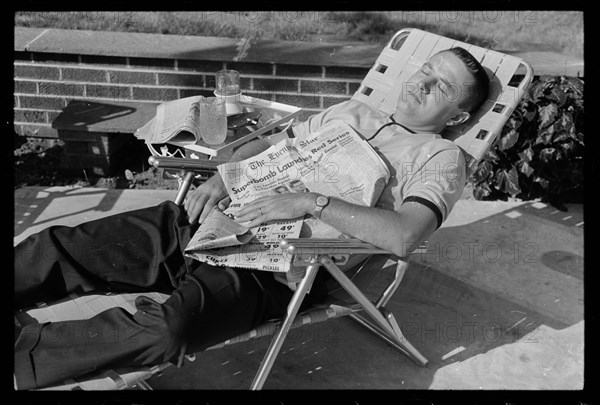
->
[[485, 148, 501, 163], [539, 75, 557, 87], [553, 130, 571, 143], [536, 125, 555, 145], [561, 76, 584, 98], [498, 129, 520, 151], [538, 103, 558, 129], [504, 115, 522, 131], [494, 166, 521, 196], [523, 106, 537, 122], [539, 147, 557, 163], [530, 83, 546, 102], [533, 176, 549, 189], [518, 161, 534, 178], [557, 112, 574, 132], [472, 182, 491, 200], [546, 86, 567, 106], [560, 142, 575, 154], [518, 147, 534, 163], [471, 159, 494, 184]]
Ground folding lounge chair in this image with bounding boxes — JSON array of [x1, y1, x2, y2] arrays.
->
[[15, 28, 533, 390]]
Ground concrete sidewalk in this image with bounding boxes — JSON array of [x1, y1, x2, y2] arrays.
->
[[13, 186, 584, 390]]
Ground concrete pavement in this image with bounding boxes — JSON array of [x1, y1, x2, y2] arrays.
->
[[13, 186, 584, 390]]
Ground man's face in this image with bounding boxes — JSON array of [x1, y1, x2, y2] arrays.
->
[[394, 51, 476, 132]]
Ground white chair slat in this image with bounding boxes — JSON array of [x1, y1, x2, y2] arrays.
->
[[352, 91, 372, 105], [360, 73, 396, 94], [480, 50, 505, 78], [383, 31, 425, 78], [467, 99, 500, 124], [496, 88, 524, 114], [465, 141, 494, 167], [388, 28, 426, 51], [376, 47, 401, 67], [409, 33, 440, 64], [354, 86, 387, 107], [494, 56, 524, 88], [430, 36, 458, 56]]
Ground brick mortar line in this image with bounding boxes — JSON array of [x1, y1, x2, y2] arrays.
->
[[14, 61, 187, 76], [14, 121, 52, 127], [16, 93, 164, 104], [15, 81, 354, 98], [14, 107, 64, 113], [13, 62, 365, 82], [14, 92, 161, 105]]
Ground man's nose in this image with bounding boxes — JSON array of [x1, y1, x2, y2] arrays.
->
[[419, 79, 434, 94]]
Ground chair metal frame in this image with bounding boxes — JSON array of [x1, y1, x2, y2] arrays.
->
[[16, 28, 533, 391]]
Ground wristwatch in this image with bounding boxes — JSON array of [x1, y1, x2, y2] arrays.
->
[[313, 195, 330, 219]]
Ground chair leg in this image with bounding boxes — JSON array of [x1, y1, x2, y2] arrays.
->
[[250, 261, 321, 390], [174, 171, 195, 205], [320, 256, 428, 367], [349, 310, 428, 367], [134, 380, 154, 390]]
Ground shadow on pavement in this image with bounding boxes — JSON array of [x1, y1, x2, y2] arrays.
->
[[14, 187, 124, 242]]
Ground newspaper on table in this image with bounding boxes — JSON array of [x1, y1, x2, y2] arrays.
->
[[134, 96, 203, 144], [133, 94, 298, 149], [184, 120, 391, 277]]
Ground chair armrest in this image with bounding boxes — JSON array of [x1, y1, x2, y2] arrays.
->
[[148, 156, 222, 171], [280, 238, 428, 257], [280, 238, 391, 256]]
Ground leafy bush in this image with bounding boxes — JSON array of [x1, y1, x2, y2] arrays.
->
[[470, 75, 584, 207]]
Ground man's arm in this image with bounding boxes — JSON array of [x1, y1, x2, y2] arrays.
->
[[316, 197, 438, 257], [184, 138, 272, 224], [235, 193, 438, 257]]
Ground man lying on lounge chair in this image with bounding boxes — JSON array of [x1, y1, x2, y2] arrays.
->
[[14, 47, 488, 390]]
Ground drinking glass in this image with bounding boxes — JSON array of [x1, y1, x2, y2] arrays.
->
[[215, 70, 241, 96], [198, 97, 227, 145]]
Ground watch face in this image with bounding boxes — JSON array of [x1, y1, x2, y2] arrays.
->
[[316, 195, 329, 207]]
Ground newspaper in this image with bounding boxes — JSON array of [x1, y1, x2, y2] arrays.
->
[[134, 96, 204, 144], [184, 120, 391, 276]]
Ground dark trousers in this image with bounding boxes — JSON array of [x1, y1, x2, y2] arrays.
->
[[14, 201, 328, 390]]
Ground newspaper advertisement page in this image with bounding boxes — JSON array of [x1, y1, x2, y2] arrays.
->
[[134, 96, 202, 144], [184, 120, 390, 274]]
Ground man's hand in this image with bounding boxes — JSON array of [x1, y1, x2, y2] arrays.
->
[[234, 193, 316, 228], [183, 174, 228, 224]]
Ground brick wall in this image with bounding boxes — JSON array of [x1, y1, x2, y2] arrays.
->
[[14, 50, 368, 139]]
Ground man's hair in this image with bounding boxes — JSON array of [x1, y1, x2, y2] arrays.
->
[[436, 47, 489, 113]]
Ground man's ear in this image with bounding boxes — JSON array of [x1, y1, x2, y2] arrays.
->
[[446, 111, 470, 127]]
